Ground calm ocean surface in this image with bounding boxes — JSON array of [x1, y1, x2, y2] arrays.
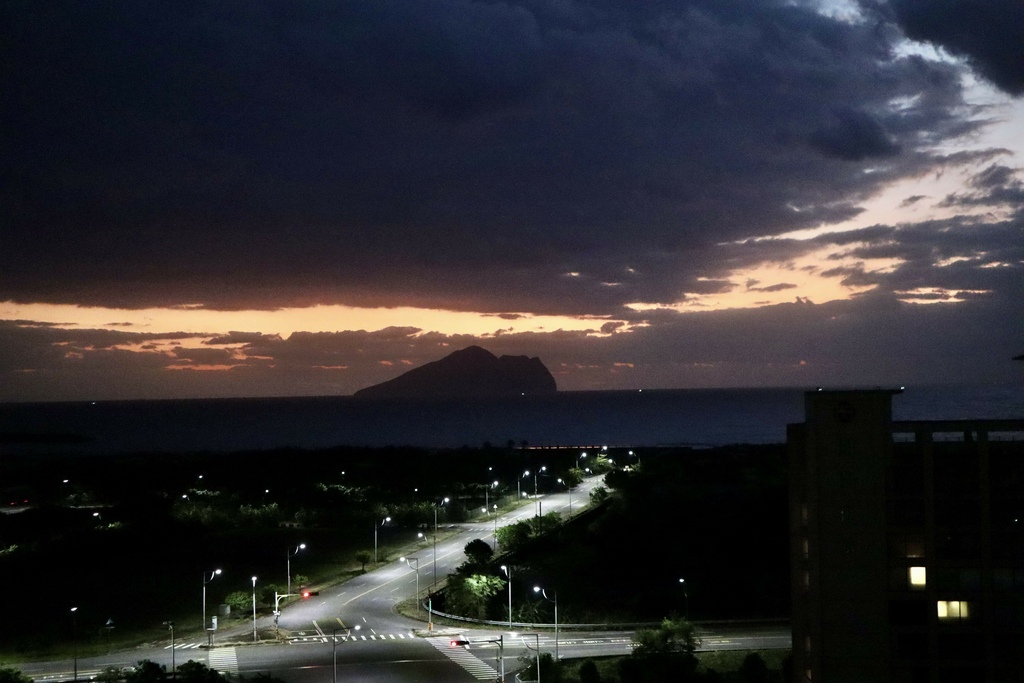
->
[[1, 384, 1022, 455]]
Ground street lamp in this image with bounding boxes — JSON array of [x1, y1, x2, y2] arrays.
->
[[433, 497, 449, 585], [679, 577, 689, 620], [203, 568, 222, 635], [163, 621, 175, 679], [501, 565, 512, 628], [332, 625, 360, 683], [287, 543, 306, 596], [534, 466, 546, 516], [520, 633, 541, 683], [577, 452, 587, 469], [251, 576, 258, 642], [519, 470, 529, 501], [70, 606, 78, 682], [534, 586, 558, 660], [401, 556, 421, 616], [557, 478, 572, 519], [492, 504, 498, 548], [484, 480, 498, 512], [374, 517, 390, 564]]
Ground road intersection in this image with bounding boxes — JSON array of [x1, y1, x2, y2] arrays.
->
[[14, 476, 790, 682]]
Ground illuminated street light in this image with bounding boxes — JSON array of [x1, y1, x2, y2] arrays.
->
[[557, 478, 573, 519], [251, 576, 258, 642], [374, 516, 391, 564], [332, 625, 360, 683], [202, 568, 222, 638], [534, 466, 546, 516], [70, 607, 78, 682], [287, 543, 306, 596], [433, 497, 449, 585], [534, 585, 559, 660], [501, 565, 512, 628], [401, 556, 421, 616]]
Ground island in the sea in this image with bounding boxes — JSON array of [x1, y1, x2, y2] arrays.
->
[[353, 345, 558, 398]]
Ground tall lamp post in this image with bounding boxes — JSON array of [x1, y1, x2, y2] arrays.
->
[[70, 606, 78, 682], [332, 625, 360, 683], [679, 577, 689, 620], [203, 568, 222, 634], [400, 556, 421, 615], [577, 452, 587, 469], [433, 497, 449, 585], [492, 504, 498, 547], [484, 480, 498, 512], [534, 585, 558, 660], [534, 466, 546, 516], [557, 478, 573, 519], [251, 576, 258, 642], [501, 565, 512, 628], [163, 621, 175, 679], [521, 633, 541, 683], [287, 543, 306, 596], [374, 517, 390, 564]]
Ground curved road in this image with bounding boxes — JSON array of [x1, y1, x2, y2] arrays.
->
[[15, 476, 791, 682]]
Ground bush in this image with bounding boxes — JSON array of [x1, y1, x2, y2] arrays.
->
[[0, 667, 34, 683]]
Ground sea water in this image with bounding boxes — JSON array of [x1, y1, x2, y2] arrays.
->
[[0, 384, 1021, 455]]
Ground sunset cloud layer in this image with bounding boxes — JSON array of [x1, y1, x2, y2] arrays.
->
[[2, 0, 1022, 400]]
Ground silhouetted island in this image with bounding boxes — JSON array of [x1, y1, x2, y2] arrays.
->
[[353, 345, 557, 398]]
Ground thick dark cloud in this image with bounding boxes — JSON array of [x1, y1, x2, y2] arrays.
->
[[0, 0, 992, 315], [878, 0, 1024, 96]]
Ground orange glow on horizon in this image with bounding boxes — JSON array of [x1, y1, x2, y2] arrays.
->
[[0, 301, 628, 338]]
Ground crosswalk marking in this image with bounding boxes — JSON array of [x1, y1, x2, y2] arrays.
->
[[207, 647, 238, 674], [427, 637, 498, 681]]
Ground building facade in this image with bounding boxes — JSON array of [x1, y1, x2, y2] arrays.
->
[[789, 389, 1024, 682]]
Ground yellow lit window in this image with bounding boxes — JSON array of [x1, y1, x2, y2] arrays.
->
[[937, 600, 969, 620], [909, 566, 927, 587]]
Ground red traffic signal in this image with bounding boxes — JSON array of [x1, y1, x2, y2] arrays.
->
[[301, 591, 320, 598]]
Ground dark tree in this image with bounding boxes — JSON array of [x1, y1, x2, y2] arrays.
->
[[739, 652, 771, 683], [463, 539, 493, 567], [177, 661, 226, 683], [578, 659, 601, 683], [0, 668, 34, 683], [124, 660, 166, 683]]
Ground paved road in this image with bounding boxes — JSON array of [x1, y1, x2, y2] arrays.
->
[[12, 475, 791, 682]]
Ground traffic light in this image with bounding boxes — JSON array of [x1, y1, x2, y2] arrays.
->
[[301, 591, 320, 598]]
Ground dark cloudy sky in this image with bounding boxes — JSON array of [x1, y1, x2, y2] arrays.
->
[[2, 0, 1022, 401]]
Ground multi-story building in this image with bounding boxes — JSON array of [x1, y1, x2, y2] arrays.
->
[[788, 389, 1024, 682]]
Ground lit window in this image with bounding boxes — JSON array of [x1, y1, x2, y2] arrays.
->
[[909, 567, 927, 587], [937, 600, 969, 620]]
